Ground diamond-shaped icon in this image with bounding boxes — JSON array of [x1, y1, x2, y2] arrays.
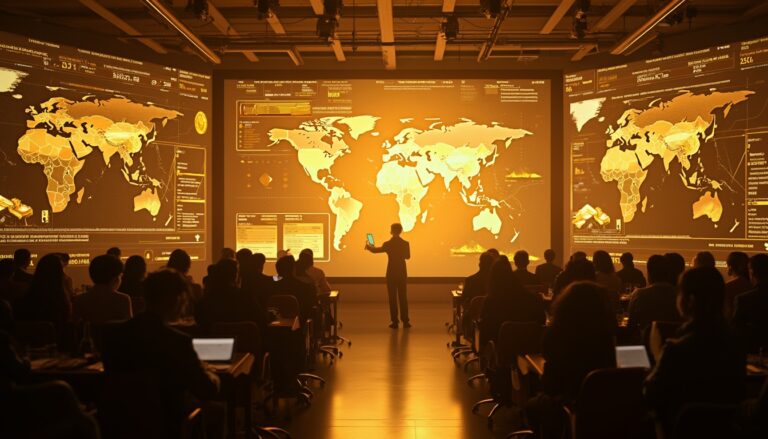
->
[[259, 173, 273, 187]]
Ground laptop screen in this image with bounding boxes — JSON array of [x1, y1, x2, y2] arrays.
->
[[192, 338, 235, 362], [615, 345, 651, 369]]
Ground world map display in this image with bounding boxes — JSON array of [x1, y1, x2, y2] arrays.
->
[[268, 116, 532, 251]]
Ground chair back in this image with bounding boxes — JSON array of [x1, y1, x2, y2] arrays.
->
[[267, 294, 300, 319], [13, 320, 56, 348], [572, 367, 650, 439], [98, 372, 169, 439], [648, 320, 682, 363], [467, 296, 486, 319], [496, 321, 543, 368]]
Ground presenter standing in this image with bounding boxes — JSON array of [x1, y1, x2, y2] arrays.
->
[[365, 223, 411, 328]]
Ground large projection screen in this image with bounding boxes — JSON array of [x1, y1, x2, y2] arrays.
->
[[0, 31, 212, 265], [224, 79, 551, 277], [565, 37, 768, 264]]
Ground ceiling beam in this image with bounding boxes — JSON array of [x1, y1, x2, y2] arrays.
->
[[442, 0, 456, 14], [207, 1, 257, 62], [266, 13, 287, 35], [330, 38, 346, 61], [377, 0, 396, 69], [478, 0, 514, 62], [435, 0, 456, 62], [591, 0, 638, 33], [309, 0, 324, 15], [78, 0, 167, 54], [611, 0, 687, 55], [141, 0, 221, 63], [571, 43, 596, 61], [540, 0, 575, 34]]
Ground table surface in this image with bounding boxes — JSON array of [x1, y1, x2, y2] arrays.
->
[[268, 316, 300, 331], [30, 353, 254, 377]]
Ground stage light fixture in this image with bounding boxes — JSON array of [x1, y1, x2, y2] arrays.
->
[[480, 0, 502, 18], [441, 15, 459, 40], [254, 0, 279, 19], [317, 0, 343, 41], [571, 0, 590, 40], [186, 0, 209, 21]]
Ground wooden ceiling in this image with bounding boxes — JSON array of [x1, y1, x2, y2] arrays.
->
[[1, 0, 767, 69]]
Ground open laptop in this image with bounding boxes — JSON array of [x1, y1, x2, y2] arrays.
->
[[615, 345, 651, 369], [192, 338, 235, 362]]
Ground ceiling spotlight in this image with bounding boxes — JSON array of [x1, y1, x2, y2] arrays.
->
[[254, 0, 279, 19], [317, 0, 343, 41], [186, 0, 209, 21], [441, 15, 460, 40], [571, 0, 590, 39], [480, 0, 502, 18]]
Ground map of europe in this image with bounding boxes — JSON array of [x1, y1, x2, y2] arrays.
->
[[1, 66, 180, 220], [268, 117, 532, 250], [571, 90, 753, 226]]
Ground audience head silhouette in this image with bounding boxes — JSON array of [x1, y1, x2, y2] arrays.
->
[[693, 251, 716, 269], [646, 254, 672, 284], [53, 252, 70, 267], [726, 251, 750, 279], [749, 253, 768, 285], [513, 250, 530, 270], [551, 281, 615, 338], [544, 249, 556, 263], [276, 255, 295, 279], [678, 266, 725, 322], [566, 257, 596, 282], [592, 250, 614, 274], [488, 255, 524, 296], [478, 251, 495, 272], [89, 255, 123, 288], [299, 248, 315, 265], [486, 248, 500, 259], [143, 269, 189, 321], [30, 253, 65, 293], [209, 258, 238, 289], [570, 251, 587, 262], [619, 252, 634, 268], [664, 252, 686, 285], [106, 247, 121, 258], [123, 255, 147, 283], [13, 248, 31, 269], [390, 223, 403, 236], [220, 247, 236, 260], [296, 251, 312, 275], [167, 249, 192, 274], [236, 248, 252, 264]]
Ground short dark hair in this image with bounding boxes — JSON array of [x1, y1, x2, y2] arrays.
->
[[664, 253, 686, 285], [236, 248, 252, 262], [252, 253, 266, 268], [391, 223, 403, 235], [479, 251, 495, 271], [571, 251, 587, 262], [213, 258, 238, 285], [106, 247, 122, 258], [123, 255, 147, 282], [619, 252, 634, 266], [646, 254, 671, 284], [693, 251, 716, 269], [275, 255, 295, 278], [592, 250, 615, 274], [167, 249, 191, 274], [299, 248, 314, 265], [13, 248, 31, 267], [513, 250, 530, 269], [544, 249, 556, 262], [89, 255, 124, 285], [726, 252, 749, 278], [143, 269, 189, 313], [680, 267, 725, 321], [220, 248, 236, 260], [750, 254, 768, 283]]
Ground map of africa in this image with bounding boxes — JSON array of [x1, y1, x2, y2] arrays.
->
[[268, 117, 531, 250], [15, 94, 181, 217], [571, 90, 753, 226]]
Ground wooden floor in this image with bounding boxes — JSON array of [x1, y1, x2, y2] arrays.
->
[[268, 301, 524, 438]]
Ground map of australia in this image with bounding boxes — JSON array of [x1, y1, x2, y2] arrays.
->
[[592, 90, 753, 224], [16, 96, 181, 216], [268, 117, 531, 250]]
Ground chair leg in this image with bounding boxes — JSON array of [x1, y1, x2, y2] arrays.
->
[[463, 356, 479, 372], [472, 398, 496, 414], [298, 373, 326, 387], [254, 426, 292, 439], [467, 373, 486, 385]]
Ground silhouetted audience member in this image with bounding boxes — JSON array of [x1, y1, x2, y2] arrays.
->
[[664, 252, 686, 285], [220, 248, 236, 261], [241, 253, 274, 308], [119, 255, 147, 298], [73, 255, 132, 325], [106, 247, 122, 259], [299, 249, 331, 295], [12, 248, 33, 284], [0, 258, 25, 305], [14, 254, 71, 334], [617, 252, 647, 288], [513, 250, 540, 286], [535, 249, 562, 289], [479, 256, 546, 347], [195, 259, 266, 333], [552, 256, 596, 298], [462, 251, 495, 306], [102, 269, 219, 438], [235, 248, 252, 284], [53, 253, 75, 303], [167, 249, 203, 311], [645, 266, 745, 435], [731, 253, 768, 353], [693, 251, 716, 269], [273, 256, 317, 326], [627, 255, 680, 340], [592, 250, 622, 312], [724, 251, 751, 320], [527, 281, 617, 439]]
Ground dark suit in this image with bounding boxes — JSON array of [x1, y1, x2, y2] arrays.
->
[[535, 262, 562, 288], [514, 269, 541, 286], [242, 273, 275, 309], [731, 283, 768, 353], [101, 313, 218, 433], [462, 269, 489, 306], [617, 266, 647, 288], [370, 236, 410, 324], [645, 321, 746, 433]]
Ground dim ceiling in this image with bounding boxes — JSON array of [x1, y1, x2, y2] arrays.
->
[[1, 0, 767, 69]]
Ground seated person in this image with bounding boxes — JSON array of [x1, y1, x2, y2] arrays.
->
[[463, 251, 494, 306], [617, 252, 647, 289], [273, 256, 317, 326], [167, 249, 203, 317], [732, 253, 768, 353], [645, 266, 746, 435], [0, 258, 26, 305], [724, 251, 751, 320], [693, 251, 716, 268], [627, 254, 680, 340], [512, 250, 541, 286], [298, 249, 331, 295], [664, 252, 686, 285], [552, 256, 595, 298], [11, 248, 33, 284], [73, 255, 132, 325], [119, 255, 147, 298], [240, 253, 275, 309], [479, 256, 546, 348], [535, 249, 562, 289], [194, 259, 266, 333], [102, 269, 219, 437], [13, 254, 72, 336]]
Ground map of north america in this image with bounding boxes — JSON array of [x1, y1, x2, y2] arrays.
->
[[268, 116, 531, 250]]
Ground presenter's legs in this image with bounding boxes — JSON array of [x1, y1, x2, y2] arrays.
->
[[397, 279, 409, 325], [386, 278, 399, 325]]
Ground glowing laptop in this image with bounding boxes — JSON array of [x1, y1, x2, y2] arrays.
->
[[615, 345, 651, 369], [192, 338, 235, 362]]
